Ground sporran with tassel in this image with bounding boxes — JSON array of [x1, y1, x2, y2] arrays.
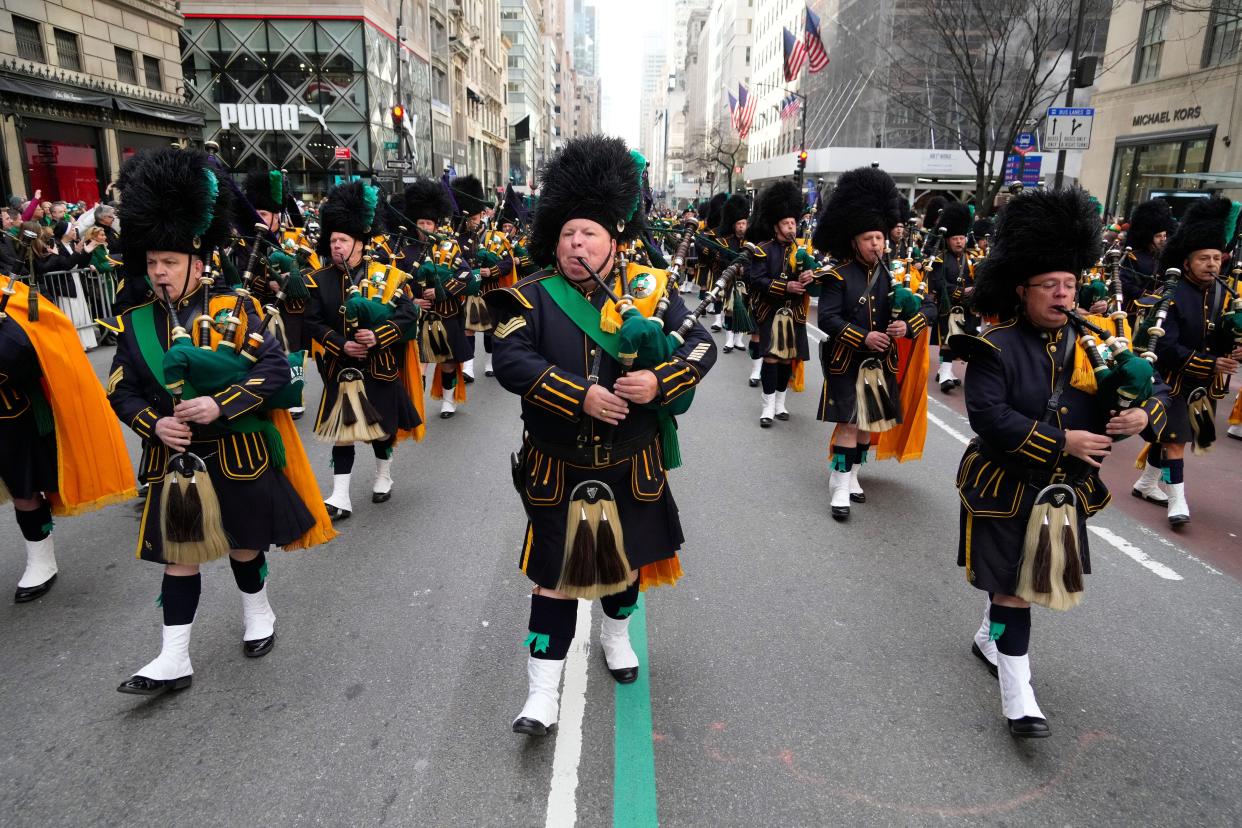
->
[[555, 480, 632, 600], [1015, 483, 1084, 610], [855, 356, 901, 432], [767, 307, 798, 360], [464, 295, 492, 333], [315, 367, 388, 443], [948, 306, 968, 339], [419, 314, 454, 363], [158, 452, 229, 565], [1187, 386, 1216, 455]]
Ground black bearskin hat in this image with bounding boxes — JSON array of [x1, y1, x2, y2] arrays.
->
[[117, 147, 233, 261], [940, 202, 972, 238], [895, 198, 914, 224], [529, 135, 643, 267], [316, 180, 382, 256], [746, 180, 803, 243], [1160, 196, 1234, 271], [717, 194, 751, 236], [812, 167, 902, 259], [971, 187, 1101, 318], [921, 196, 948, 231], [1126, 199, 1176, 253], [703, 192, 727, 230], [402, 179, 453, 225], [242, 169, 283, 213], [972, 217, 994, 240], [450, 174, 492, 215]]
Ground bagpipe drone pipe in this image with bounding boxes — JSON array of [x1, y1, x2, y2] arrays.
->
[[1055, 305, 1156, 436]]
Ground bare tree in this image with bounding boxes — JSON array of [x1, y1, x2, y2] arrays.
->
[[881, 0, 1109, 215], [704, 126, 748, 193]]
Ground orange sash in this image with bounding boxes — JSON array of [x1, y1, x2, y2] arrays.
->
[[3, 279, 136, 514]]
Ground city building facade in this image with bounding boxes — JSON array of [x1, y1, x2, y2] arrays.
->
[[502, 0, 546, 187], [1080, 0, 1242, 218], [1, 0, 204, 204]]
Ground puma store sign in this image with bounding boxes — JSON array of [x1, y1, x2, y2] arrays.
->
[[219, 103, 328, 132]]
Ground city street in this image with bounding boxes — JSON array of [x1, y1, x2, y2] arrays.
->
[[1, 332, 1240, 827]]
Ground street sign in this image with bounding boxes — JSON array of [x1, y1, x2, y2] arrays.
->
[[385, 159, 413, 171], [1004, 153, 1043, 186], [383, 141, 398, 150], [1044, 107, 1094, 150], [334, 147, 351, 160], [1013, 132, 1035, 155]]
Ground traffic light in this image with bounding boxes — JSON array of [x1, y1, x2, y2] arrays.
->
[[391, 105, 405, 129], [797, 150, 808, 171]]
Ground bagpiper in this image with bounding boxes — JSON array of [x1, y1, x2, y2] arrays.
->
[[693, 193, 727, 330], [931, 201, 975, 393], [487, 135, 716, 737], [1119, 199, 1177, 322], [304, 181, 423, 520], [815, 168, 936, 520], [1, 253, 135, 602], [951, 186, 1171, 738], [744, 180, 818, 427], [1131, 196, 1240, 526], [451, 175, 494, 385], [714, 194, 752, 355], [108, 148, 335, 696]]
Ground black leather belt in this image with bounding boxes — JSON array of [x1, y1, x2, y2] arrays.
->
[[528, 431, 656, 468]]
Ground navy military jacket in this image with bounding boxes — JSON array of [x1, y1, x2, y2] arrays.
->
[[819, 258, 936, 349], [303, 260, 419, 380], [1153, 276, 1232, 397], [1120, 249, 1161, 312], [488, 271, 717, 448]]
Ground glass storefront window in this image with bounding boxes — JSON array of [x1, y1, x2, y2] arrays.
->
[[25, 138, 102, 205], [1106, 129, 1214, 217]]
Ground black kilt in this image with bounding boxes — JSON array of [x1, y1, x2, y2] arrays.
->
[[313, 357, 420, 439], [816, 343, 898, 423], [438, 313, 473, 363], [514, 436, 684, 591], [0, 412, 57, 499], [754, 310, 810, 361], [1162, 387, 1214, 446], [137, 439, 314, 563]]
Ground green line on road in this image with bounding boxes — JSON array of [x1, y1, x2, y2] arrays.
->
[[613, 593, 658, 828]]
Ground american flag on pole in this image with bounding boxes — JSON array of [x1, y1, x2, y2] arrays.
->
[[804, 6, 830, 73], [783, 27, 807, 82], [780, 93, 801, 121], [727, 90, 739, 132], [736, 83, 757, 138]]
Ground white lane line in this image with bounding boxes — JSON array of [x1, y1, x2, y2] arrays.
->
[[1134, 524, 1223, 576], [1089, 526, 1183, 580], [544, 598, 592, 828], [926, 410, 971, 446]]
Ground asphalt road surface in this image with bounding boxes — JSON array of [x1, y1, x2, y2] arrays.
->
[[2, 328, 1239, 827]]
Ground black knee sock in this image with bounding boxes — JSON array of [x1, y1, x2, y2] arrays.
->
[[829, 444, 855, 472], [854, 443, 870, 465], [15, 502, 53, 542], [775, 362, 792, 392], [160, 572, 201, 626], [600, 579, 640, 619], [1146, 443, 1164, 469], [1163, 457, 1184, 484], [988, 604, 1031, 657], [331, 445, 356, 474], [527, 594, 577, 660], [760, 362, 777, 394], [372, 437, 394, 460], [229, 551, 267, 594], [442, 368, 457, 390]]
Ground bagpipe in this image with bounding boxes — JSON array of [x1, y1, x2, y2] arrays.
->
[[463, 225, 513, 332], [8, 227, 41, 321], [1132, 268, 1181, 363], [856, 254, 903, 434], [1076, 244, 1122, 313], [1055, 305, 1155, 435]]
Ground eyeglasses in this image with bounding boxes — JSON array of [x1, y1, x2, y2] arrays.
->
[[1024, 280, 1076, 292]]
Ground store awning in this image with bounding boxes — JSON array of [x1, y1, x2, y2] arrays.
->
[[113, 97, 205, 127], [1142, 171, 1242, 184], [0, 74, 112, 107]]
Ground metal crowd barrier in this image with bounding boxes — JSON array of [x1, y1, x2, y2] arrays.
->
[[37, 267, 117, 351]]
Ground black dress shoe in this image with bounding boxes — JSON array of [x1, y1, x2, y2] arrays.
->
[[485, 369, 494, 377], [512, 717, 554, 737], [748, 378, 760, 387], [831, 505, 850, 521], [1130, 487, 1167, 505], [463, 373, 475, 384], [324, 504, 351, 521], [971, 642, 999, 678], [953, 377, 962, 387], [1169, 513, 1189, 527], [440, 410, 455, 419], [775, 411, 789, 421], [372, 490, 392, 504], [849, 491, 865, 504], [760, 416, 773, 428], [243, 632, 275, 658], [608, 665, 639, 684], [723, 345, 733, 353], [940, 380, 955, 393], [710, 323, 722, 332], [290, 410, 304, 420], [117, 674, 192, 696], [14, 573, 56, 603], [1008, 716, 1050, 738]]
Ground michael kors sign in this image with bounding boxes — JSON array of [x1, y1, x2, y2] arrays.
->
[[219, 103, 327, 132]]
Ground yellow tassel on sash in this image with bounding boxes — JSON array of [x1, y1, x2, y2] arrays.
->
[[269, 408, 337, 550], [1068, 314, 1130, 395], [2, 279, 136, 515], [876, 330, 930, 462], [395, 340, 427, 443], [1230, 392, 1242, 426]]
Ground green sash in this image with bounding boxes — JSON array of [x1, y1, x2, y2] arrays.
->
[[540, 273, 689, 469], [130, 303, 286, 467]]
